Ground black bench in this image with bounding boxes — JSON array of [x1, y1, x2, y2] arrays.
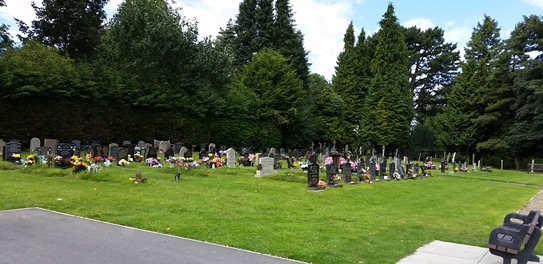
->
[[487, 210, 543, 264]]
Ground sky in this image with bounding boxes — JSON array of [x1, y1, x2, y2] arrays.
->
[[0, 0, 542, 81]]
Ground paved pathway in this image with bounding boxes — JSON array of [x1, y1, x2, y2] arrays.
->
[[0, 208, 306, 264], [397, 240, 541, 264]]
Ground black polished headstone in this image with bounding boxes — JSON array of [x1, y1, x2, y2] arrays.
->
[[56, 143, 74, 159]]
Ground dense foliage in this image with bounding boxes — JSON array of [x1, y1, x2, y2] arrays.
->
[[1, 1, 543, 168]]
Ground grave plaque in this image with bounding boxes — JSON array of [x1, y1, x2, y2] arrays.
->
[[153, 139, 161, 148], [56, 143, 74, 158], [208, 143, 216, 153], [3, 141, 22, 163], [30, 137, 41, 152], [414, 163, 419, 175], [226, 148, 236, 168]]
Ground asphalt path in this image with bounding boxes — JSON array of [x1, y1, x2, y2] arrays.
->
[[0, 208, 307, 264]]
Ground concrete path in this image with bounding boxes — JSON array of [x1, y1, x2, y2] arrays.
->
[[397, 240, 541, 264], [0, 208, 306, 264]]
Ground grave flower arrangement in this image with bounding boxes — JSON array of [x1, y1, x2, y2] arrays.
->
[[324, 156, 333, 165], [25, 154, 39, 165], [133, 151, 143, 162], [11, 153, 21, 161], [70, 155, 88, 173]]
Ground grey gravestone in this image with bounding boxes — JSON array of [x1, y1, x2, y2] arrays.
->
[[389, 162, 396, 178], [137, 141, 146, 151], [72, 140, 81, 157], [124, 144, 136, 158], [325, 164, 342, 187], [164, 148, 175, 160], [3, 141, 21, 163], [200, 143, 206, 152], [208, 143, 216, 153], [269, 148, 276, 155], [153, 139, 161, 148], [109, 143, 118, 152], [342, 162, 355, 184], [174, 143, 182, 153], [97, 145, 109, 158], [56, 143, 74, 159], [30, 137, 40, 152], [44, 139, 58, 154], [280, 148, 285, 156], [226, 148, 236, 168], [257, 157, 275, 177], [414, 163, 419, 175], [36, 146, 52, 157], [179, 146, 188, 157], [380, 161, 386, 179], [159, 141, 169, 153], [122, 140, 131, 146]]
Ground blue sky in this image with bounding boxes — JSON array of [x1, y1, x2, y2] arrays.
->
[[1, 0, 541, 80]]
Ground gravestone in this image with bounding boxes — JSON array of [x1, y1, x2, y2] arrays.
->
[[369, 158, 377, 180], [109, 146, 120, 161], [342, 161, 355, 184], [164, 147, 175, 160], [36, 146, 52, 157], [3, 141, 21, 163], [174, 142, 183, 153], [122, 140, 131, 146], [380, 161, 387, 180], [357, 161, 366, 180], [137, 141, 146, 151], [124, 144, 136, 158], [56, 143, 74, 159], [398, 164, 406, 178], [72, 140, 81, 157], [307, 155, 323, 190], [226, 148, 236, 168], [179, 146, 188, 157], [200, 143, 206, 152], [153, 139, 161, 148], [257, 157, 275, 177], [100, 145, 109, 158], [44, 139, 58, 154], [414, 163, 419, 175], [325, 164, 342, 187], [208, 143, 216, 153], [115, 147, 128, 163], [30, 137, 41, 152], [280, 148, 285, 156], [109, 143, 118, 153], [145, 146, 158, 159], [389, 162, 396, 179], [440, 159, 446, 173], [159, 141, 169, 153], [269, 148, 276, 155], [0, 139, 4, 154]]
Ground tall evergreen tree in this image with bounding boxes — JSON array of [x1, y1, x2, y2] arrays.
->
[[232, 0, 258, 67], [16, 0, 108, 61], [360, 3, 412, 150], [403, 26, 459, 123]]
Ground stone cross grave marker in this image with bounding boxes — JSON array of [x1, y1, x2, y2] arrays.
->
[[257, 157, 275, 177], [30, 137, 40, 152], [44, 139, 57, 155], [3, 141, 21, 163], [226, 148, 236, 168]]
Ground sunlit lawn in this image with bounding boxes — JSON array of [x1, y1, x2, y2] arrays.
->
[[0, 159, 542, 264]]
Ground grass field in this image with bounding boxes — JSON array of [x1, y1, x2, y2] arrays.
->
[[0, 159, 542, 264]]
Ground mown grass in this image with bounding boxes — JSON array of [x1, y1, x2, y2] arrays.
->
[[0, 160, 542, 264]]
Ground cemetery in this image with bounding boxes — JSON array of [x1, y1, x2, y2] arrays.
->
[[0, 138, 543, 263]]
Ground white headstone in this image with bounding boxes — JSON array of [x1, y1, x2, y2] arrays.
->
[[226, 148, 236, 168], [30, 137, 41, 152], [179, 146, 188, 157], [258, 157, 275, 177], [255, 153, 262, 166], [159, 141, 169, 153]]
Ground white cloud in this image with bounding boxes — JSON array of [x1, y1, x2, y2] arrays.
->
[[443, 26, 471, 59], [524, 0, 543, 8], [402, 18, 435, 30]]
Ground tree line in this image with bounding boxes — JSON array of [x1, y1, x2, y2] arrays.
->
[[0, 0, 542, 168]]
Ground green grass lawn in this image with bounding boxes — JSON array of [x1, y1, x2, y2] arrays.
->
[[0, 160, 542, 264]]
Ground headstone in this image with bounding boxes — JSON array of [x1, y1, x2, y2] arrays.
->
[[56, 143, 74, 159], [369, 158, 377, 180], [3, 141, 21, 163], [44, 139, 58, 154], [0, 139, 4, 154], [414, 163, 419, 175], [440, 159, 446, 173], [257, 157, 275, 177], [71, 140, 81, 157], [307, 155, 322, 190], [398, 164, 406, 178], [179, 146, 188, 157], [325, 164, 342, 187], [174, 142, 183, 153], [124, 144, 136, 158], [208, 143, 216, 153], [159, 141, 169, 153], [380, 161, 386, 180], [36, 146, 52, 157], [153, 139, 161, 148], [30, 137, 41, 152], [280, 148, 285, 156], [100, 145, 109, 158], [109, 143, 119, 152], [269, 148, 276, 155], [389, 162, 396, 178], [115, 147, 129, 163], [200, 143, 206, 152], [122, 140, 131, 146], [137, 141, 146, 151], [164, 147, 175, 160], [145, 146, 158, 159], [109, 146, 120, 161], [342, 162, 354, 184], [226, 148, 236, 168]]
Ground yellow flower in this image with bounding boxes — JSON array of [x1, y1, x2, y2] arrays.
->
[[12, 153, 21, 159]]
